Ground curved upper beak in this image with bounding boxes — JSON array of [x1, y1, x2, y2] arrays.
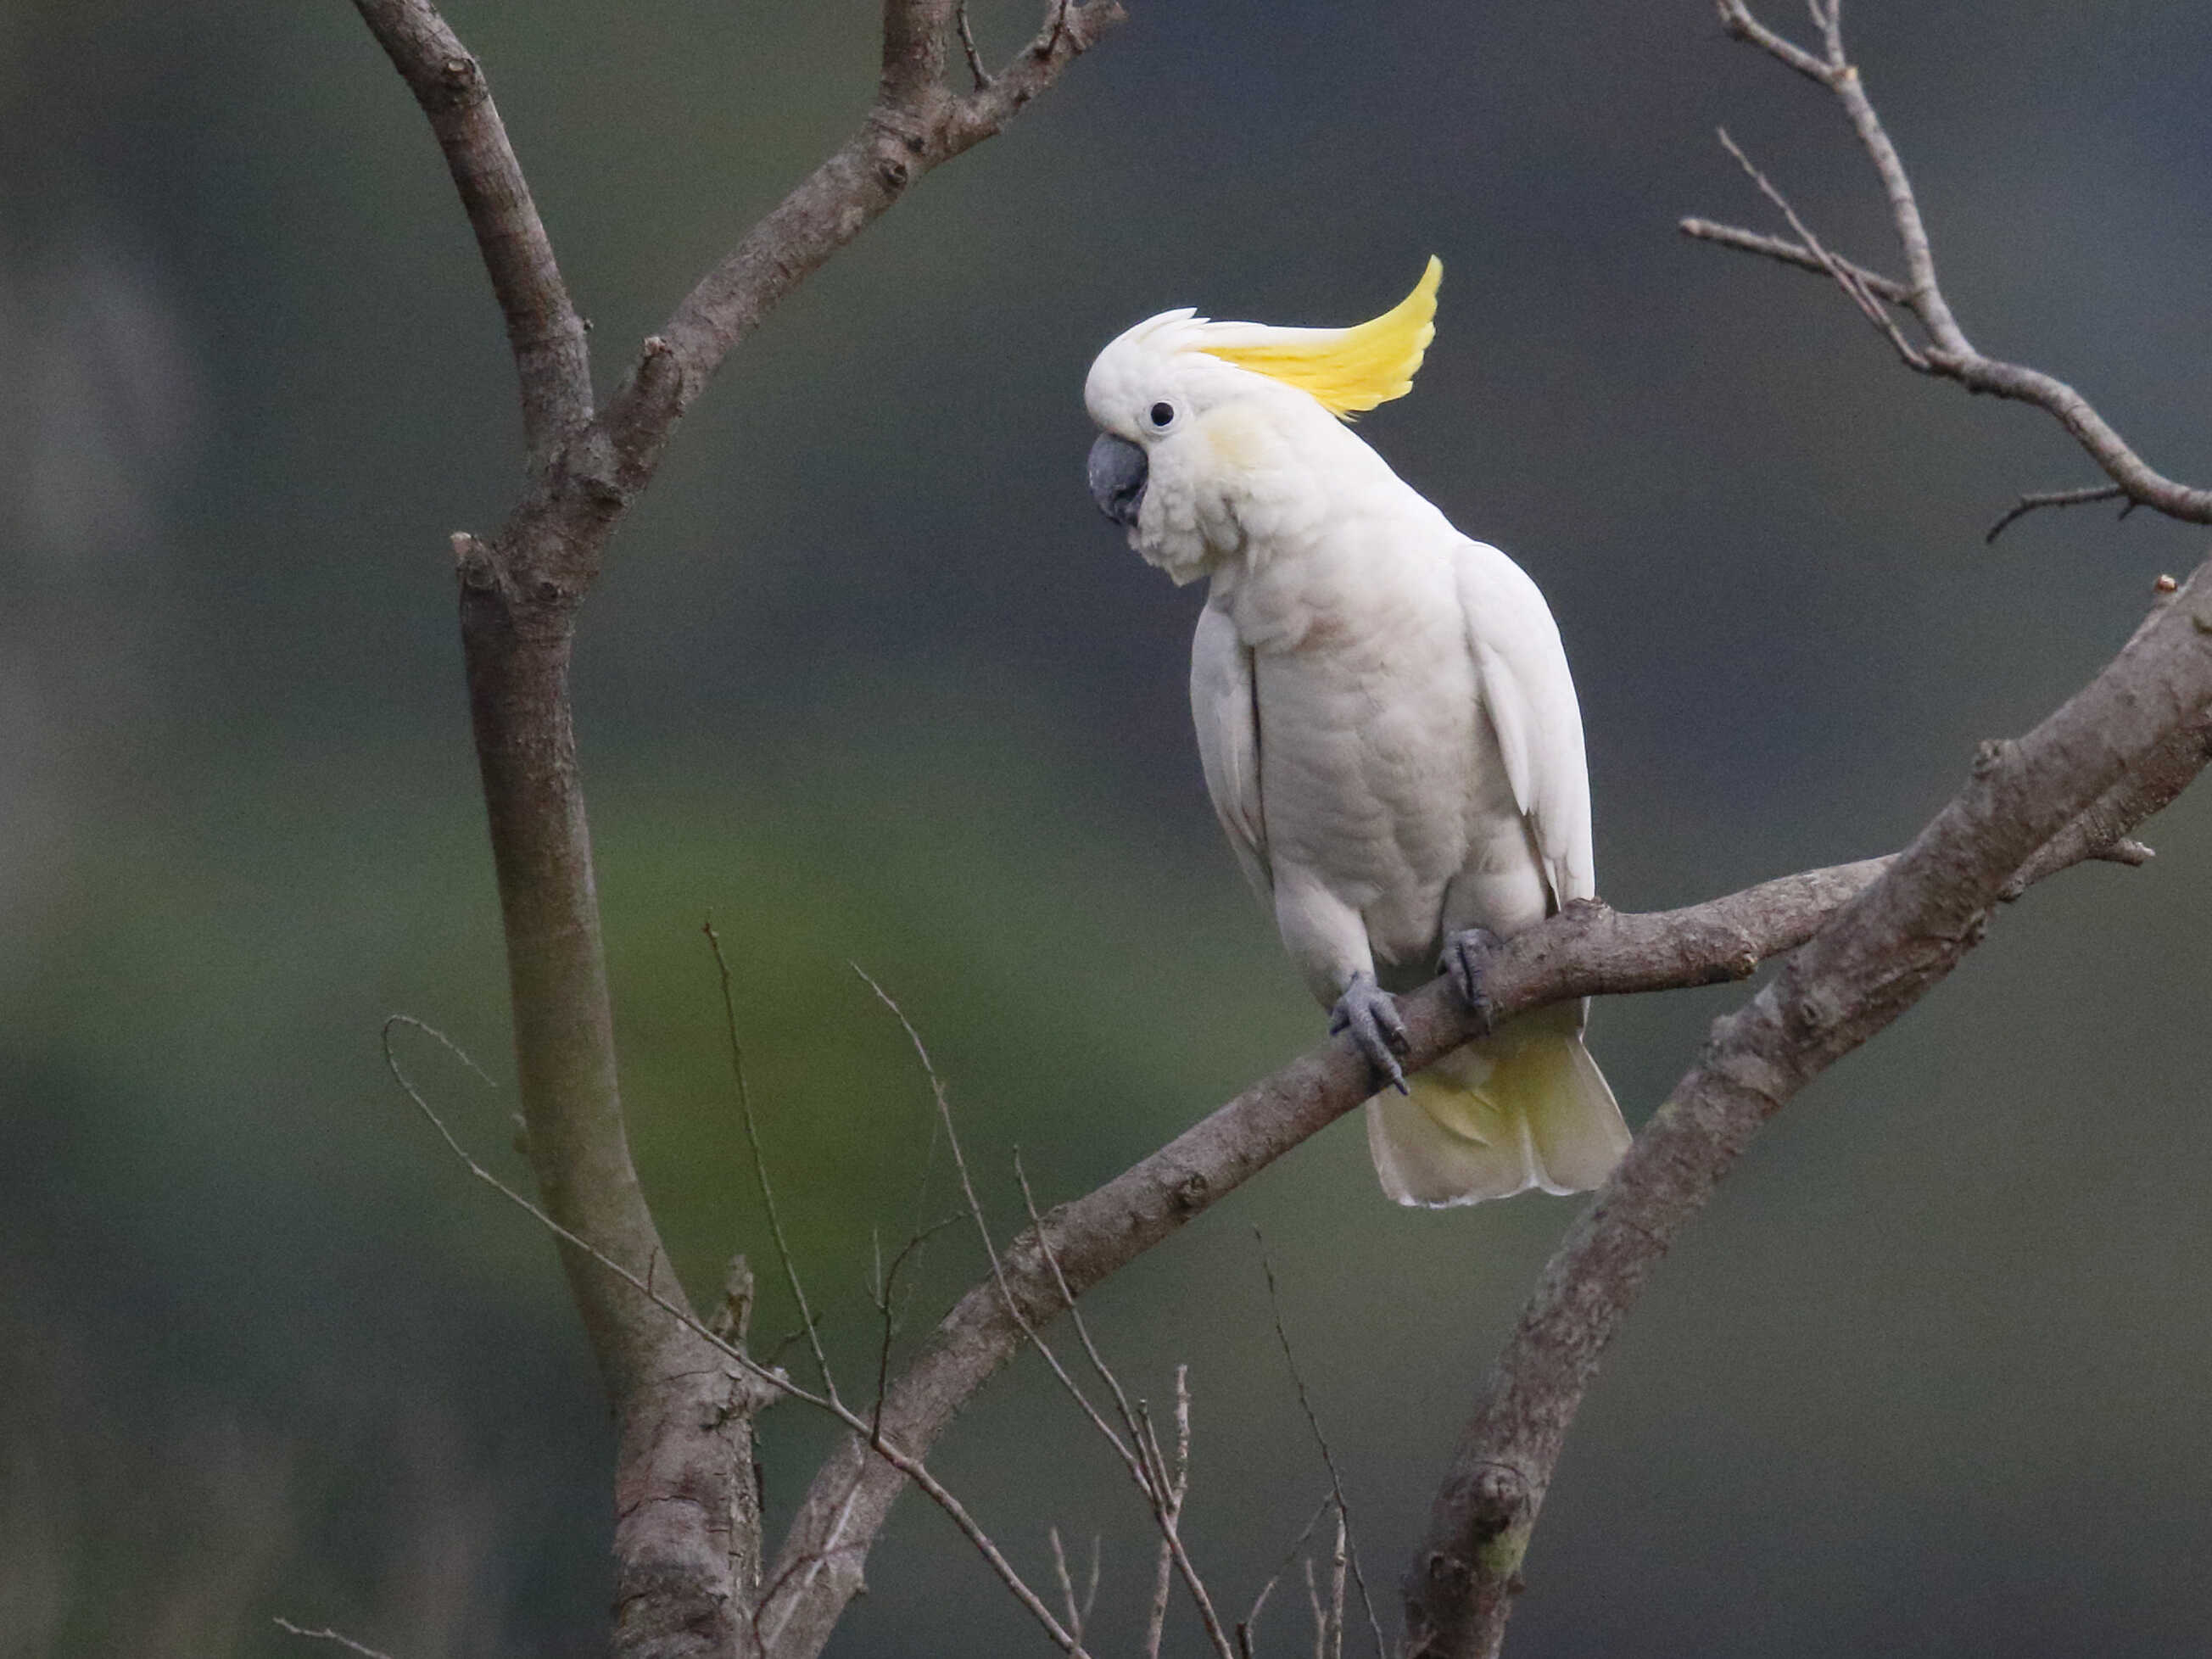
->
[[1086, 433, 1148, 528]]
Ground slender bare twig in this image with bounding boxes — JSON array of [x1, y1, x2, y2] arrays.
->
[[273, 1619, 399, 1659], [1243, 1494, 1336, 1656], [706, 918, 840, 1403], [869, 1215, 961, 1440], [1714, 127, 1926, 369], [852, 976, 1234, 1656], [1138, 1366, 1196, 1659], [956, 3, 991, 89], [1700, 1, 2212, 524], [1713, 0, 1829, 82], [1008, 1158, 1228, 1659], [1255, 1237, 1386, 1657], [1984, 484, 2129, 545], [1677, 218, 1908, 301], [856, 967, 1146, 1481], [1047, 1528, 1101, 1651], [380, 1017, 1095, 1658]]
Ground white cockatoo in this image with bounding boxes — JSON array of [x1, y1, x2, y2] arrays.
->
[[1083, 259, 1628, 1205]]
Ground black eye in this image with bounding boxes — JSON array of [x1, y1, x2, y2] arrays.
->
[[1148, 401, 1176, 428]]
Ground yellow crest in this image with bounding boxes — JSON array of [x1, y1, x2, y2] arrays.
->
[[1198, 257, 1441, 420]]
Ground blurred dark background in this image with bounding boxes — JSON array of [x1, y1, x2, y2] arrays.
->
[[3, 2, 2210, 1653]]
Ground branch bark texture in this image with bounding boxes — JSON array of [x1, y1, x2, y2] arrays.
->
[[1402, 561, 2212, 1659]]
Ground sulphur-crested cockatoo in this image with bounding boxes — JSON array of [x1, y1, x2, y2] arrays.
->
[[1083, 259, 1628, 1205]]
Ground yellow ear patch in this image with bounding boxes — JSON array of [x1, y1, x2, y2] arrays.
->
[[1199, 257, 1441, 420]]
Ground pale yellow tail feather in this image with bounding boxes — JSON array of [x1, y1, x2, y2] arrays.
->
[[1364, 1025, 1628, 1208]]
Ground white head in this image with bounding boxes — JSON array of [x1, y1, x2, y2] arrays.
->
[[1083, 259, 1441, 583]]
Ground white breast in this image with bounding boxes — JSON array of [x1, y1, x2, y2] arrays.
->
[[1230, 513, 1532, 975]]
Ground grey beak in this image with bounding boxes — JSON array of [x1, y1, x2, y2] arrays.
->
[[1087, 433, 1148, 528]]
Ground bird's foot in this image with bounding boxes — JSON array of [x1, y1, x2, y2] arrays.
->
[[1330, 971, 1410, 1095], [1442, 928, 1503, 1035]]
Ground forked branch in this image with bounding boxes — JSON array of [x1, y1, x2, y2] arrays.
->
[[1687, 0, 2212, 531], [351, 3, 1124, 1656]]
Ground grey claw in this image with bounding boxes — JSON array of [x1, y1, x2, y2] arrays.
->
[[1330, 972, 1410, 1094], [1443, 928, 1503, 1032]]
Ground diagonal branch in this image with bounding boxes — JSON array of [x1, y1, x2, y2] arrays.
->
[[760, 704, 2187, 1658], [1403, 560, 2212, 1658], [349, 0, 591, 472], [1698, 1, 2212, 526], [1677, 217, 1907, 302], [591, 0, 1126, 502]]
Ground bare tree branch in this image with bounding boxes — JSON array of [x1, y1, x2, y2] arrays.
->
[[352, 2, 1123, 1651], [349, 0, 589, 472], [1403, 557, 2212, 1658], [707, 918, 841, 1404], [1677, 217, 1907, 302], [1712, 127, 1925, 369], [1698, 1, 2212, 525], [273, 1618, 401, 1659], [1983, 484, 2128, 545], [762, 734, 2173, 1658], [591, 0, 1126, 499]]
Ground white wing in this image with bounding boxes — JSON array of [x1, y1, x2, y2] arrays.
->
[[1452, 539, 1595, 906], [1189, 600, 1272, 900]]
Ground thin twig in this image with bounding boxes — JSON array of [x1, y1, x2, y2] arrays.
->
[[1081, 1533, 1103, 1637], [1243, 1494, 1336, 1657], [1327, 1505, 1348, 1659], [707, 918, 840, 1403], [855, 966, 1144, 1479], [1255, 1236, 1386, 1657], [1009, 1157, 1226, 1659], [1713, 0, 1831, 85], [956, 2, 991, 89], [272, 1620, 399, 1659], [380, 1017, 1093, 1657], [1048, 1527, 1097, 1651], [869, 1215, 961, 1441], [1984, 484, 2129, 545], [1014, 1154, 1147, 1458], [1677, 218, 1908, 302], [1139, 1366, 1195, 1659]]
